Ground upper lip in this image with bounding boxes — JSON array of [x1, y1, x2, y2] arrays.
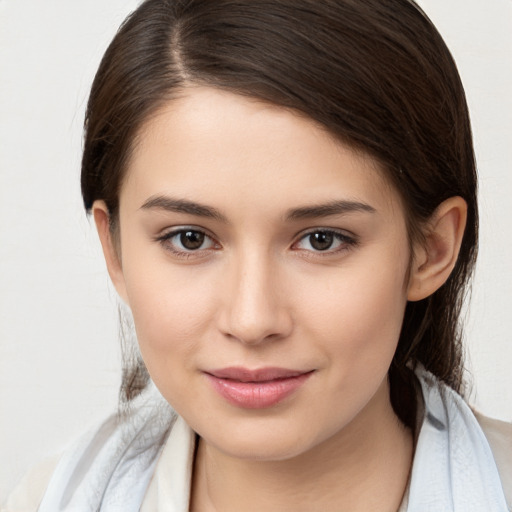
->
[[206, 367, 312, 382]]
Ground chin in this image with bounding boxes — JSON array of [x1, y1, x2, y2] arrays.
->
[[194, 411, 336, 463], [212, 434, 312, 462]]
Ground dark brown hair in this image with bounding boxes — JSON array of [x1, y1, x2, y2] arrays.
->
[[81, 0, 478, 427]]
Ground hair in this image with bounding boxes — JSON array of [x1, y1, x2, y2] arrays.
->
[[81, 0, 478, 428]]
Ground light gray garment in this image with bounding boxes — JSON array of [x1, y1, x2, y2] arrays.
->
[[36, 369, 509, 511], [406, 370, 508, 511], [37, 383, 175, 512]]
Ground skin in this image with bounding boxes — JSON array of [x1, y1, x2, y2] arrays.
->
[[94, 86, 467, 511]]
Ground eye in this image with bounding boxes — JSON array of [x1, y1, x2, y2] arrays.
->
[[156, 227, 218, 255], [294, 229, 356, 253], [175, 230, 209, 250]]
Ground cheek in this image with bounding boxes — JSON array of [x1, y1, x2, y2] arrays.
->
[[298, 250, 409, 367], [120, 252, 219, 365], [124, 270, 218, 405]]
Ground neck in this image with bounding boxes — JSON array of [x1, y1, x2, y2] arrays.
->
[[190, 380, 413, 512]]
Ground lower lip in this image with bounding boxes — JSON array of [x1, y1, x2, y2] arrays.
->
[[206, 372, 313, 409]]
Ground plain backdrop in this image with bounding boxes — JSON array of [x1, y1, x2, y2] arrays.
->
[[0, 0, 511, 501]]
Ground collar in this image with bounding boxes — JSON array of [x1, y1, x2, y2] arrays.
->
[[406, 367, 508, 511]]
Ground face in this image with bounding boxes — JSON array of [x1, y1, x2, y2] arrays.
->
[[108, 87, 413, 461]]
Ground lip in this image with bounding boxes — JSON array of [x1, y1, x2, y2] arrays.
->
[[205, 367, 314, 409]]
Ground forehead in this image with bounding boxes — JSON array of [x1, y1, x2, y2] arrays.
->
[[122, 86, 402, 219]]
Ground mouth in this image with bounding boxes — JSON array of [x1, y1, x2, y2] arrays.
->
[[204, 367, 314, 409]]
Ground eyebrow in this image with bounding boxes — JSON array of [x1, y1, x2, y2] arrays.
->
[[140, 195, 228, 222], [285, 200, 376, 220], [140, 195, 376, 223]]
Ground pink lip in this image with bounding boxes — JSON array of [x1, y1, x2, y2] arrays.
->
[[205, 367, 314, 409]]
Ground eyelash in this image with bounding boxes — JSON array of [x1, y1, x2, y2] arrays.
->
[[155, 227, 358, 259], [292, 229, 358, 257]]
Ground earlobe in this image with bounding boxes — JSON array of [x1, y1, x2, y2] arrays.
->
[[407, 196, 467, 302], [92, 201, 129, 303]]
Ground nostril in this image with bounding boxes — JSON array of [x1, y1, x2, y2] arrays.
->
[[217, 259, 293, 344], [219, 309, 293, 346]]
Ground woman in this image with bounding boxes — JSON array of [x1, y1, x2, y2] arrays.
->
[[4, 0, 511, 510]]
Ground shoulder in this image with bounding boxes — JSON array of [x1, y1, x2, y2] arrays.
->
[[1, 454, 60, 512], [474, 411, 512, 509], [3, 384, 175, 511], [412, 366, 511, 509]]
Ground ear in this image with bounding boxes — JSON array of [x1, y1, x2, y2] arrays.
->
[[407, 196, 467, 302], [92, 200, 128, 303]]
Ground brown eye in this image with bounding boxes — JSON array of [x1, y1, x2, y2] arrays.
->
[[309, 232, 334, 251], [180, 230, 205, 250]]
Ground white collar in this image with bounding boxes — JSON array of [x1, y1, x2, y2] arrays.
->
[[141, 414, 195, 511], [407, 367, 508, 510]]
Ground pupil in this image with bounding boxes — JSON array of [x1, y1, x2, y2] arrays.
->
[[310, 232, 333, 251], [180, 231, 204, 250]]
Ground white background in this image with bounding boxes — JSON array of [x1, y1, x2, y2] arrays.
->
[[0, 0, 511, 501]]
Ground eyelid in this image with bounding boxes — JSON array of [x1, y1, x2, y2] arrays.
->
[[295, 226, 357, 239], [156, 225, 215, 240]]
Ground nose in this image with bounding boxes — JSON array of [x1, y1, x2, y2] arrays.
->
[[218, 251, 293, 345]]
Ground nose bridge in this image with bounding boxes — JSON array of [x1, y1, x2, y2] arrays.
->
[[221, 246, 291, 345]]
